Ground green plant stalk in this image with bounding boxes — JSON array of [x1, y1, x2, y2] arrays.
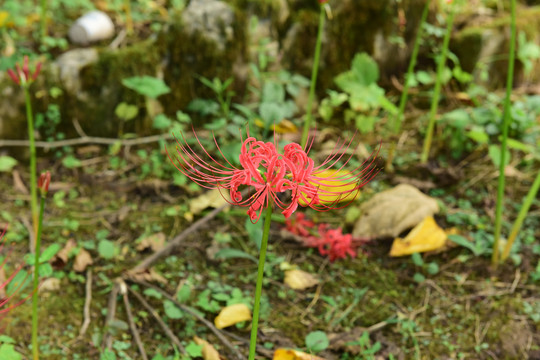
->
[[301, 5, 325, 148], [492, 0, 516, 265], [248, 203, 273, 360], [124, 0, 134, 35], [420, 3, 455, 164], [386, 0, 431, 169], [501, 169, 540, 261], [31, 195, 46, 360], [40, 0, 48, 41], [24, 86, 39, 237]]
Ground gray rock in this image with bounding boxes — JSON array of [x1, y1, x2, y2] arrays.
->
[[53, 48, 99, 99], [181, 0, 235, 52]]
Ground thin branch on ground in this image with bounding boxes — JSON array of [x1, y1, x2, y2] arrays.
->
[[127, 278, 246, 360], [119, 280, 148, 360], [128, 203, 230, 273], [78, 269, 93, 338], [0, 119, 172, 149], [127, 286, 186, 355], [103, 279, 121, 350]]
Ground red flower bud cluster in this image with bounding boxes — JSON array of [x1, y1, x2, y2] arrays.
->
[[38, 171, 51, 197], [6, 56, 42, 86], [285, 213, 369, 262]]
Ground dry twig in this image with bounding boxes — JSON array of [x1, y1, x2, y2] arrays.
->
[[127, 278, 246, 360], [78, 269, 93, 338], [103, 279, 121, 350], [128, 286, 186, 354], [120, 280, 148, 360]]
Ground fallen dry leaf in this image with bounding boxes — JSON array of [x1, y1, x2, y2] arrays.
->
[[389, 216, 446, 256], [125, 268, 167, 284], [353, 184, 439, 239], [73, 249, 93, 272], [189, 189, 230, 215], [214, 303, 251, 329], [193, 336, 221, 360], [273, 348, 326, 360], [136, 232, 166, 253], [284, 269, 319, 290], [39, 278, 61, 293], [56, 239, 77, 264]]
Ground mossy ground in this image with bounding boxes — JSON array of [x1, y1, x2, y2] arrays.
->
[[0, 137, 539, 359]]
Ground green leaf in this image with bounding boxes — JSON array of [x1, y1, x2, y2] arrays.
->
[[413, 273, 426, 283], [426, 262, 439, 275], [176, 283, 191, 303], [262, 81, 285, 103], [122, 76, 170, 99], [488, 145, 510, 168], [62, 155, 82, 168], [411, 253, 424, 266], [176, 110, 191, 124], [214, 248, 258, 263], [153, 114, 172, 130], [163, 300, 183, 319], [143, 288, 163, 299], [39, 243, 61, 262], [0, 156, 17, 172], [98, 239, 116, 259], [0, 344, 22, 360], [185, 342, 203, 357], [415, 70, 433, 85], [115, 102, 138, 121], [305, 331, 329, 353], [354, 114, 376, 134], [100, 349, 117, 360], [204, 118, 227, 131], [351, 52, 379, 85], [448, 234, 479, 256], [467, 130, 488, 144], [0, 336, 15, 344]]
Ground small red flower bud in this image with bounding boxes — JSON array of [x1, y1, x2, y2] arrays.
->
[[6, 56, 42, 86], [6, 69, 20, 85], [38, 171, 51, 196]]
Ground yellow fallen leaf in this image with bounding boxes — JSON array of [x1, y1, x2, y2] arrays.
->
[[273, 348, 326, 360], [214, 303, 251, 329], [284, 269, 319, 290], [189, 188, 230, 215], [389, 216, 447, 257], [136, 232, 166, 253], [193, 336, 221, 360], [254, 118, 298, 134], [299, 169, 359, 206], [0, 11, 10, 28]]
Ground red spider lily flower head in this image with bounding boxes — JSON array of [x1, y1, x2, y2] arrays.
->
[[306, 224, 357, 262], [168, 128, 379, 222], [0, 228, 30, 323], [285, 213, 315, 237], [6, 56, 42, 86], [38, 171, 51, 197]]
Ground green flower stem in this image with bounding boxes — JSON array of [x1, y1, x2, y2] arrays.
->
[[492, 0, 516, 265], [24, 86, 38, 237], [32, 195, 45, 360], [301, 5, 325, 148], [248, 203, 273, 360], [420, 2, 455, 164], [501, 169, 540, 262], [386, 0, 431, 170], [40, 0, 48, 41]]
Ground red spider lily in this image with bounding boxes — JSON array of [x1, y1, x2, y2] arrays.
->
[[168, 129, 379, 222], [304, 224, 360, 262], [6, 56, 42, 86], [285, 213, 315, 237], [0, 228, 30, 320]]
